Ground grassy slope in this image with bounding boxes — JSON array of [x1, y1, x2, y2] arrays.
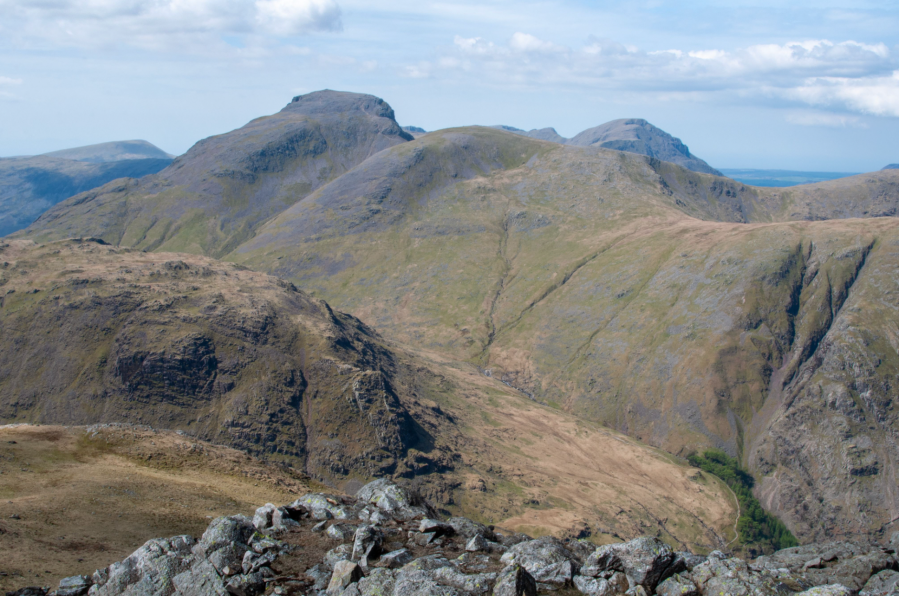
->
[[0, 238, 737, 554]]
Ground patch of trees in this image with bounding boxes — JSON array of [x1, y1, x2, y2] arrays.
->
[[688, 449, 798, 553]]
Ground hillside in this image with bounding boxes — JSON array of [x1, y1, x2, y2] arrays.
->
[[41, 139, 173, 163], [13, 92, 899, 546], [0, 238, 737, 555], [0, 156, 171, 236], [0, 423, 326, 592], [18, 90, 414, 258]]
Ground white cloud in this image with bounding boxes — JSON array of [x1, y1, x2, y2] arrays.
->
[[416, 35, 898, 118], [0, 0, 342, 51], [0, 76, 23, 85], [785, 110, 866, 128]]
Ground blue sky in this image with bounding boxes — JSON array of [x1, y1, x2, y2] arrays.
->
[[0, 0, 897, 171]]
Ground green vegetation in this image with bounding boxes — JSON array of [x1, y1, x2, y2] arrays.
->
[[688, 449, 798, 552]]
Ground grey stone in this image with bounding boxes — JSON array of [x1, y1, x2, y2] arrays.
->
[[432, 566, 497, 594], [861, 569, 899, 595], [573, 572, 629, 595], [56, 575, 92, 596], [391, 570, 463, 596], [655, 572, 699, 596], [91, 535, 196, 596], [241, 550, 277, 575], [208, 543, 246, 576], [195, 516, 255, 558], [356, 568, 396, 596], [691, 554, 799, 596], [467, 535, 489, 552], [377, 549, 413, 569], [352, 525, 384, 563], [327, 523, 358, 541], [492, 565, 537, 596], [581, 537, 681, 592], [530, 560, 576, 590], [624, 587, 648, 596], [500, 537, 578, 580], [796, 586, 853, 596], [327, 560, 364, 595], [224, 572, 266, 596], [324, 544, 354, 568], [293, 494, 351, 520], [172, 559, 228, 596], [448, 517, 495, 541], [305, 564, 332, 590], [355, 479, 431, 521], [419, 518, 455, 537], [312, 520, 329, 532], [252, 504, 276, 532], [754, 541, 898, 592]]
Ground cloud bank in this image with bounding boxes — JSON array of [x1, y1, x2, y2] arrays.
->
[[407, 35, 899, 118], [0, 0, 342, 50]]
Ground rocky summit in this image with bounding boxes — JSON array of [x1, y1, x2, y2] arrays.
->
[[7, 479, 899, 596]]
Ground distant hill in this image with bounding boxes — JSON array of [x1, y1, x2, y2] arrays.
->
[[885, 164, 899, 170], [567, 118, 722, 175], [493, 119, 719, 174], [41, 139, 173, 163], [402, 125, 428, 138], [721, 169, 861, 187], [0, 156, 171, 236]]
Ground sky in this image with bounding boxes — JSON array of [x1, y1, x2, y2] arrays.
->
[[0, 0, 897, 171]]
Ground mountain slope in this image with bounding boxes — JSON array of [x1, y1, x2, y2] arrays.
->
[[223, 127, 899, 543], [0, 238, 736, 551], [42, 139, 174, 162], [20, 91, 413, 257], [0, 155, 172, 236], [567, 118, 722, 175]]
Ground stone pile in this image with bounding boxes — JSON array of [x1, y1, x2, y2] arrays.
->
[[8, 478, 899, 596]]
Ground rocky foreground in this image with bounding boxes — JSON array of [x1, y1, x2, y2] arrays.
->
[[8, 480, 899, 596]]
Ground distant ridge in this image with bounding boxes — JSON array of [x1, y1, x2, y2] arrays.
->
[[42, 140, 173, 163], [885, 164, 899, 170], [493, 119, 720, 175]]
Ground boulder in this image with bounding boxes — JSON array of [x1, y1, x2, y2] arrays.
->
[[327, 560, 364, 595], [356, 568, 397, 596], [655, 572, 699, 596], [581, 537, 682, 592], [432, 566, 497, 594], [54, 576, 92, 596], [292, 494, 351, 520], [224, 572, 267, 596], [500, 538, 578, 590], [194, 516, 255, 558], [171, 558, 228, 596], [355, 479, 432, 521], [305, 564, 332, 591], [691, 553, 800, 596], [573, 572, 629, 595], [90, 535, 196, 596], [324, 544, 354, 568], [327, 523, 358, 541], [530, 560, 576, 589], [797, 586, 854, 596], [493, 565, 537, 596], [419, 518, 455, 537], [448, 517, 496, 541], [754, 542, 898, 592], [861, 568, 899, 595], [352, 525, 385, 563], [378, 549, 413, 569], [251, 504, 276, 532], [467, 535, 490, 552]]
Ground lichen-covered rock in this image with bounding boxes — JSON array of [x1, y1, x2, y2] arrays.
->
[[754, 542, 898, 592], [432, 566, 496, 594], [530, 560, 576, 590], [195, 516, 255, 558], [861, 569, 899, 595], [55, 575, 92, 596], [352, 524, 385, 563], [90, 535, 196, 596], [327, 523, 358, 541], [293, 494, 351, 520], [655, 572, 698, 596], [355, 479, 431, 521], [392, 569, 464, 596], [378, 549, 413, 569], [356, 568, 397, 596], [691, 552, 797, 596], [492, 565, 537, 596], [573, 571, 629, 595], [448, 517, 495, 541], [327, 560, 364, 595], [796, 586, 853, 596], [324, 544, 354, 568], [500, 537, 578, 573], [223, 571, 267, 596], [582, 537, 681, 592], [172, 558, 228, 596]]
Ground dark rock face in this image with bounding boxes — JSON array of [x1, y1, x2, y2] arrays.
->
[[566, 118, 721, 175], [0, 240, 447, 486], [16, 479, 899, 596]]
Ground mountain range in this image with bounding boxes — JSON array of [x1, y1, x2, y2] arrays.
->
[[0, 140, 172, 236], [6, 90, 899, 550]]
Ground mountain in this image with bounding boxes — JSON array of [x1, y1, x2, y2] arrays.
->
[[41, 139, 174, 162], [15, 91, 413, 258], [567, 118, 722, 175], [0, 155, 172, 236], [491, 125, 567, 144], [885, 164, 899, 170], [14, 91, 899, 545], [402, 126, 428, 139], [0, 237, 736, 552]]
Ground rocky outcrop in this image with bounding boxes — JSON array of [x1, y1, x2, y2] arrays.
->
[[11, 480, 899, 596]]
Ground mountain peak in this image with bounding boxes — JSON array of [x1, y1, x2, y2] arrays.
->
[[284, 90, 407, 129], [884, 164, 899, 170], [41, 140, 173, 163]]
